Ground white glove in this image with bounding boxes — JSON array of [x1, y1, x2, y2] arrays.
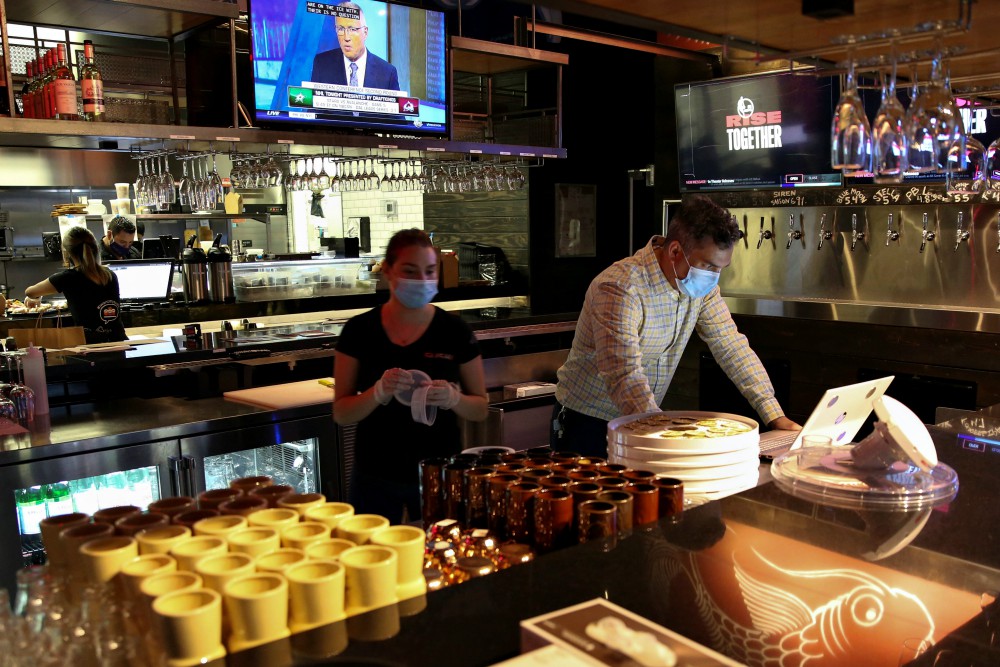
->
[[424, 380, 462, 410], [374, 368, 413, 405]]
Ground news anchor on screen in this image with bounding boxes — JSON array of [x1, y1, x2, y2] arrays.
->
[[311, 1, 400, 91]]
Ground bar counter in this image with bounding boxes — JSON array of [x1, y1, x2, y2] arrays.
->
[[224, 418, 1000, 666]]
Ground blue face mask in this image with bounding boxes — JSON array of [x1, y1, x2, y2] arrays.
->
[[110, 242, 131, 257], [672, 249, 720, 299], [394, 278, 438, 309]]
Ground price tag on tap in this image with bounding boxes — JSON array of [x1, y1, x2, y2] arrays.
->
[[835, 188, 867, 205], [872, 188, 901, 204]]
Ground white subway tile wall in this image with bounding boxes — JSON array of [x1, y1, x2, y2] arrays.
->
[[340, 188, 425, 253]]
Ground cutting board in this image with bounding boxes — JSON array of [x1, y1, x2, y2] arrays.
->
[[224, 378, 334, 410]]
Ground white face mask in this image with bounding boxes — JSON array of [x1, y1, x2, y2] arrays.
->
[[671, 248, 720, 299]]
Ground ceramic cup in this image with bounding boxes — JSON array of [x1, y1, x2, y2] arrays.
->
[[304, 538, 357, 562], [60, 522, 115, 583], [277, 492, 327, 517], [121, 553, 177, 597], [284, 559, 346, 632], [336, 514, 390, 545], [226, 527, 281, 559], [170, 536, 227, 572], [281, 521, 332, 551], [577, 500, 618, 552], [304, 502, 355, 531], [223, 573, 290, 652], [79, 535, 139, 584], [172, 509, 220, 530], [597, 489, 634, 538], [141, 570, 203, 606], [193, 515, 249, 538], [136, 525, 193, 556], [532, 488, 574, 553], [229, 476, 273, 494], [115, 512, 170, 537], [149, 497, 196, 518], [506, 481, 541, 544], [370, 525, 427, 600], [248, 484, 295, 509], [195, 552, 256, 596], [339, 545, 399, 616], [255, 547, 307, 574], [40, 513, 90, 569], [198, 488, 242, 511], [217, 496, 268, 517], [152, 588, 226, 667], [247, 508, 300, 532], [93, 505, 142, 525], [626, 483, 659, 526]]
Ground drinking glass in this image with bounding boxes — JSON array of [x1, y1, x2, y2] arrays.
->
[[365, 158, 379, 189], [945, 135, 986, 196], [872, 52, 908, 183], [905, 48, 963, 172], [210, 153, 225, 201], [178, 159, 193, 208], [987, 137, 1000, 200], [831, 52, 872, 172]]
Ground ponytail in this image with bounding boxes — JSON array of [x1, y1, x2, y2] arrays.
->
[[63, 226, 111, 285]]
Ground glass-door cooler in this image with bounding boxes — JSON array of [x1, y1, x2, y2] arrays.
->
[[179, 415, 340, 502], [0, 439, 177, 593]]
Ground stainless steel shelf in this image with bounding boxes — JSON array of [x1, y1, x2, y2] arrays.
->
[[3, 0, 239, 39], [452, 36, 570, 74], [0, 117, 568, 158]]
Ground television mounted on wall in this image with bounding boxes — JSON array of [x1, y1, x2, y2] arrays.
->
[[675, 72, 842, 192], [248, 0, 448, 136]]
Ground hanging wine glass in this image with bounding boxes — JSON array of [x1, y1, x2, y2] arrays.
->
[[986, 137, 1000, 200], [872, 46, 908, 183], [945, 135, 987, 196], [831, 49, 872, 172], [905, 45, 963, 173]]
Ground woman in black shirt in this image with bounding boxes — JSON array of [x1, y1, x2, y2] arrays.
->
[[24, 226, 126, 344], [334, 228, 488, 522]]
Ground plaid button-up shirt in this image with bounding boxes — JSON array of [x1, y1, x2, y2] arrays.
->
[[556, 238, 783, 425]]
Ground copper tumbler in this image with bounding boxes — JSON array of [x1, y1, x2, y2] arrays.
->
[[249, 484, 295, 508], [444, 461, 473, 522], [505, 481, 541, 544], [596, 490, 633, 538], [595, 463, 628, 476], [419, 457, 448, 528], [596, 476, 628, 491], [550, 451, 581, 464], [538, 475, 572, 491], [567, 469, 600, 482], [577, 500, 618, 551], [497, 462, 527, 474], [622, 469, 658, 484], [465, 467, 494, 529], [576, 456, 607, 470], [520, 468, 553, 483], [653, 477, 684, 518], [533, 489, 573, 553], [626, 483, 659, 526], [568, 481, 602, 530], [486, 473, 520, 539]]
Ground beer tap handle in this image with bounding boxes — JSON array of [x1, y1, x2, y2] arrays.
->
[[885, 212, 899, 246], [818, 213, 833, 250], [954, 211, 969, 251], [850, 213, 863, 251], [920, 211, 936, 253], [786, 213, 802, 249], [757, 216, 773, 249]]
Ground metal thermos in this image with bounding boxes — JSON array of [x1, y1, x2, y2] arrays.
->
[[181, 235, 209, 303], [207, 234, 235, 303]]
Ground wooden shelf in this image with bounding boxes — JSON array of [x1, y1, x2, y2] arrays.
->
[[4, 0, 239, 39], [452, 36, 569, 74], [0, 117, 567, 158]]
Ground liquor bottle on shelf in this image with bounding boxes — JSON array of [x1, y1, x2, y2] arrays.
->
[[0, 44, 10, 116], [30, 57, 43, 119], [21, 60, 34, 118], [80, 40, 104, 122], [53, 44, 78, 121], [43, 50, 56, 120]]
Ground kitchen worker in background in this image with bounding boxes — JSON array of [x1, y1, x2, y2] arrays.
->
[[554, 195, 800, 457], [100, 215, 141, 261], [334, 228, 488, 523]]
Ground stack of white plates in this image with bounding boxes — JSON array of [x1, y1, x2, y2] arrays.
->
[[607, 410, 761, 498]]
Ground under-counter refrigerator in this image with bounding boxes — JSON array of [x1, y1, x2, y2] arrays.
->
[[0, 413, 339, 594]]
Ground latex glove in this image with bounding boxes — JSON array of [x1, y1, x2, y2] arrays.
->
[[424, 380, 462, 410], [374, 368, 413, 405]]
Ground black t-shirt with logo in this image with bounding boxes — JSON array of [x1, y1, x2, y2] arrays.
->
[[336, 305, 481, 484], [48, 268, 127, 343]]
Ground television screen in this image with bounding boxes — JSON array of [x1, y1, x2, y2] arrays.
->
[[248, 0, 448, 135], [675, 72, 842, 191]]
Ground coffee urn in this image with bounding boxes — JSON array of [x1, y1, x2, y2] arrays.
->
[[207, 234, 235, 303], [181, 235, 209, 303]]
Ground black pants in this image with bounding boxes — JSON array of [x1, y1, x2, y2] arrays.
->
[[551, 403, 610, 459]]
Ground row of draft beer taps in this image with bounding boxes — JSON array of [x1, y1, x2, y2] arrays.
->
[[741, 210, 1000, 254]]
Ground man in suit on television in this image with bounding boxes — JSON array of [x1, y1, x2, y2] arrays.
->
[[311, 1, 400, 91]]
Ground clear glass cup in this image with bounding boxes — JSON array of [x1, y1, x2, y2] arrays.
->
[[831, 52, 872, 172], [872, 57, 908, 183], [945, 135, 987, 196], [905, 49, 963, 172]]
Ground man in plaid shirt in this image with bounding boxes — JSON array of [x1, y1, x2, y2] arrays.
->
[[555, 196, 800, 457]]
